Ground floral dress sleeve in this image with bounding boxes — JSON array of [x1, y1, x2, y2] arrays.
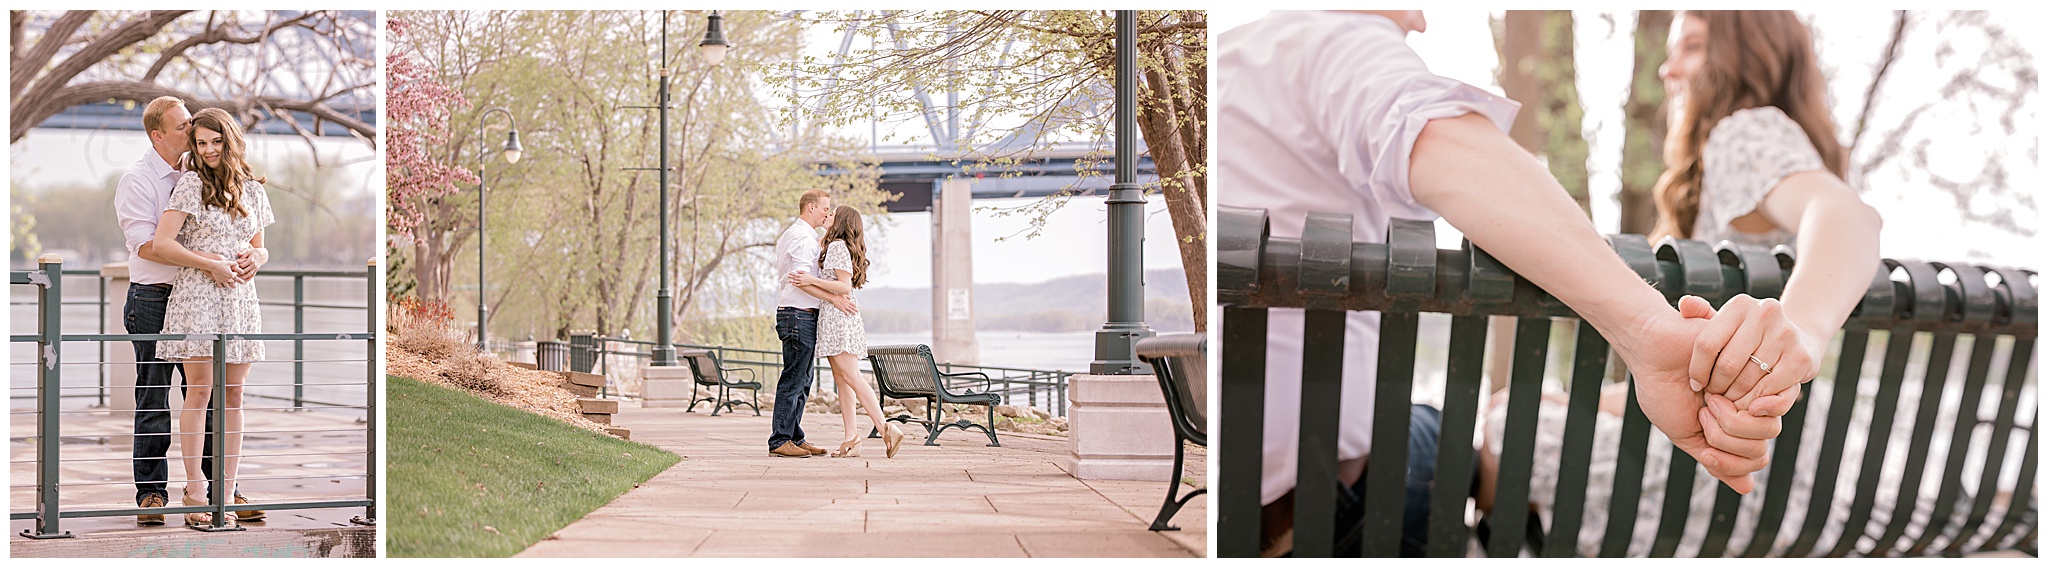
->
[[167, 172, 205, 215], [823, 241, 852, 278], [246, 181, 275, 229], [1696, 106, 1827, 245]]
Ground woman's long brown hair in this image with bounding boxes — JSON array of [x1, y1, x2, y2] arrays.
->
[[186, 108, 256, 218], [1650, 11, 1845, 241], [819, 205, 870, 289]]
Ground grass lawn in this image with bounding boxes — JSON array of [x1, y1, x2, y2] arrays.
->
[[387, 375, 680, 557]]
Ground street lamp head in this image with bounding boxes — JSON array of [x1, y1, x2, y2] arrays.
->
[[502, 130, 523, 164], [699, 11, 729, 66]]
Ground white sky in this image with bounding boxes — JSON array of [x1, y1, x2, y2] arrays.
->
[[1214, 9, 2041, 271]]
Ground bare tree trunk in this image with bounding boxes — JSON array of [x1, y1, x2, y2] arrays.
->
[[1137, 44, 1208, 333], [1619, 10, 1673, 236]]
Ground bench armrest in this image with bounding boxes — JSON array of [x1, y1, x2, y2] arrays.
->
[[938, 370, 993, 393], [726, 366, 757, 381]]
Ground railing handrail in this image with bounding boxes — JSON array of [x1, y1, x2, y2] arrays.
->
[[1217, 208, 2039, 335]]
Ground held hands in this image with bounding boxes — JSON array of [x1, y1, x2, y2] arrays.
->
[[233, 248, 268, 283], [786, 269, 814, 288], [1619, 296, 1797, 494], [1687, 295, 1823, 413], [197, 252, 240, 288]]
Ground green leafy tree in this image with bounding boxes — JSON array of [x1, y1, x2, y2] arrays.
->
[[390, 10, 882, 343]]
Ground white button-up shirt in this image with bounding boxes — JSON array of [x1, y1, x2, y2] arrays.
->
[[775, 219, 823, 309], [114, 148, 187, 285], [1219, 11, 1520, 505]]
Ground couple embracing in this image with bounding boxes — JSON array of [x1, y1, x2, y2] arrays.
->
[[767, 190, 906, 459], [115, 96, 276, 527]]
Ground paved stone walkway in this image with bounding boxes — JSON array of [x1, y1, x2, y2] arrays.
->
[[517, 405, 1207, 557]]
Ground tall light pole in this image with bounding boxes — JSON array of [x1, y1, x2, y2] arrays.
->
[[640, 10, 729, 367], [1091, 10, 1154, 375], [476, 107, 522, 352]]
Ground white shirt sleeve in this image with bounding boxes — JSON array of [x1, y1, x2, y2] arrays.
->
[[1312, 17, 1520, 219], [114, 171, 161, 257]]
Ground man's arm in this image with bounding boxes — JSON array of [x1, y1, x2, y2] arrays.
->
[[1407, 113, 1780, 492], [114, 173, 162, 263]]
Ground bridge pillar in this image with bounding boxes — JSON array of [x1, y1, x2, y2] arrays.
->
[[931, 178, 982, 365]]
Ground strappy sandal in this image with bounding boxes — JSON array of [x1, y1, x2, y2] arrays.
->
[[832, 439, 862, 458]]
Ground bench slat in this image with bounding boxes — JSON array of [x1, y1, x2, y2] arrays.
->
[[1217, 306, 1267, 558], [1358, 310, 1419, 557], [1827, 328, 1918, 557], [1295, 309, 1349, 557], [1980, 425, 2036, 550], [1738, 379, 1817, 557], [1599, 378, 1654, 557], [1428, 315, 1489, 557], [1902, 333, 1999, 555], [1696, 484, 1743, 557], [1541, 321, 1610, 557], [1870, 331, 1962, 555], [1941, 337, 2033, 555], [1485, 317, 1550, 557], [1784, 329, 1871, 556], [1649, 448, 1699, 556]]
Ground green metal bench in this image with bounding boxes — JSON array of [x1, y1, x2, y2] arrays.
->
[[1216, 207, 2038, 558], [680, 348, 761, 416], [865, 344, 1002, 447], [1137, 333, 1208, 531]]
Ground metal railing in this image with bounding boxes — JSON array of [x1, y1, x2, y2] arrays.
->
[[561, 333, 1073, 417], [11, 256, 378, 538], [1216, 208, 2038, 558], [8, 265, 375, 409]]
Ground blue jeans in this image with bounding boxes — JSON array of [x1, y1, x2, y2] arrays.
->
[[1335, 404, 1444, 557], [125, 283, 215, 504], [767, 308, 818, 450]]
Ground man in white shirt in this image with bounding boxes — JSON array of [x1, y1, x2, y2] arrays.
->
[[1220, 11, 1789, 556], [113, 96, 268, 523], [767, 190, 857, 457]]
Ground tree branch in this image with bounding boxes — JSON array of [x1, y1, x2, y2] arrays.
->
[[10, 10, 96, 95], [1850, 11, 1909, 152], [143, 10, 320, 82], [14, 79, 376, 145]]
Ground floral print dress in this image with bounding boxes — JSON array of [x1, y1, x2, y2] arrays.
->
[[156, 172, 273, 363], [814, 240, 868, 358]]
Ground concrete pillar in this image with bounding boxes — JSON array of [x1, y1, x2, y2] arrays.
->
[[102, 263, 137, 429], [1065, 373, 1175, 481], [930, 178, 981, 365], [641, 365, 695, 408]]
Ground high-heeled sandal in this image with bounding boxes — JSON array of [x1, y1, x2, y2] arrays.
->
[[182, 488, 233, 527], [884, 424, 905, 458], [832, 439, 862, 458]]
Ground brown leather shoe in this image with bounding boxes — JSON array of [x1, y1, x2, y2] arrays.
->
[[770, 441, 812, 458], [137, 493, 167, 525], [234, 493, 266, 522], [798, 442, 827, 456]]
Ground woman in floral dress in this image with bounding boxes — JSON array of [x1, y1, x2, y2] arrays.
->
[[146, 108, 274, 526], [789, 206, 905, 458]]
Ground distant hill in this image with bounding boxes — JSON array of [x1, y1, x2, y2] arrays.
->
[[859, 268, 1197, 333]]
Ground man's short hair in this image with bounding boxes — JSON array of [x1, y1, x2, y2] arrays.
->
[[142, 96, 186, 135], [798, 189, 831, 214]]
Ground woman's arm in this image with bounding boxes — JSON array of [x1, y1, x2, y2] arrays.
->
[[149, 210, 238, 286], [1705, 171, 1882, 409]]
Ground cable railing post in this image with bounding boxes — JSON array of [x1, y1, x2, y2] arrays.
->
[[355, 258, 378, 527], [24, 254, 73, 539], [97, 274, 107, 407], [294, 274, 306, 409], [196, 336, 239, 532]]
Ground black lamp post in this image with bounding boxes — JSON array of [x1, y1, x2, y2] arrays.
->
[[1091, 10, 1154, 375], [476, 107, 522, 352], [647, 10, 731, 367]]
